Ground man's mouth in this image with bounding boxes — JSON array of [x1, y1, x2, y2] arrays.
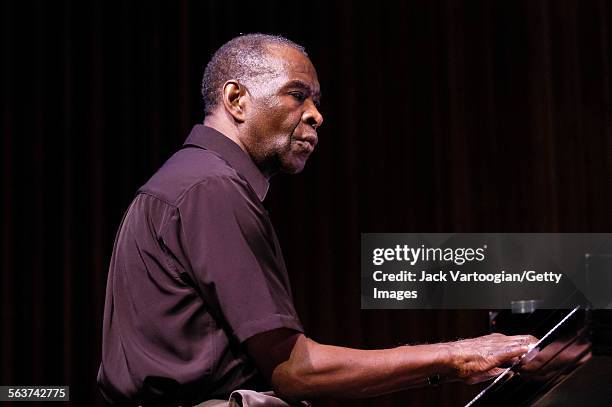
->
[[293, 134, 318, 152]]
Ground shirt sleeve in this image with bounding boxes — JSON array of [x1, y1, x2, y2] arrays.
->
[[174, 174, 304, 343]]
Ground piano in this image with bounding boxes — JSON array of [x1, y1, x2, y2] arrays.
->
[[466, 307, 612, 406]]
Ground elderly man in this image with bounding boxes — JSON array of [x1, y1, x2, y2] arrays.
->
[[97, 34, 536, 406]]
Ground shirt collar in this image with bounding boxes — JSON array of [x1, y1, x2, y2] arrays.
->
[[183, 124, 270, 201]]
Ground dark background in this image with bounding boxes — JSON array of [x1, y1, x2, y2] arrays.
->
[[1, 0, 611, 406]]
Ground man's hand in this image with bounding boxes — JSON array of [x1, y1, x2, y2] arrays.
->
[[446, 333, 539, 384]]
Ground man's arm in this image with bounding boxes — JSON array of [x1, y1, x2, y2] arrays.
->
[[246, 328, 537, 401]]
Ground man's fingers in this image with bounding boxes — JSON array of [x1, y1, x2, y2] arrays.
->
[[500, 356, 521, 368], [466, 367, 507, 384], [513, 334, 539, 346], [490, 335, 539, 360], [487, 367, 506, 377], [490, 343, 530, 361]]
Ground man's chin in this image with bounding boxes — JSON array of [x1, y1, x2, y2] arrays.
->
[[279, 157, 308, 174], [280, 165, 305, 175]]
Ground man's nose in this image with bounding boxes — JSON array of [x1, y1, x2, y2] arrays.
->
[[303, 100, 324, 129]]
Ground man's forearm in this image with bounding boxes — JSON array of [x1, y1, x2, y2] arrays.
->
[[271, 334, 452, 400], [270, 332, 536, 401]]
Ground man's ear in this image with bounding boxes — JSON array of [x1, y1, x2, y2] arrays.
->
[[221, 80, 248, 123]]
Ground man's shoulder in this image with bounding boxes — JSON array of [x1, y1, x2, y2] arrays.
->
[[138, 146, 247, 206]]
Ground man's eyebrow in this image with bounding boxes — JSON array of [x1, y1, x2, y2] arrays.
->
[[284, 80, 322, 103]]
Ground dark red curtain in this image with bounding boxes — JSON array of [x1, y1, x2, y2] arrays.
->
[[1, 1, 611, 406]]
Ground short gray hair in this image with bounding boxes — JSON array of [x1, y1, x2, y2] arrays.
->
[[201, 33, 307, 116]]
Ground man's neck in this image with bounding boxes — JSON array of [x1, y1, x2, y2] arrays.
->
[[203, 114, 248, 154], [202, 114, 275, 179]]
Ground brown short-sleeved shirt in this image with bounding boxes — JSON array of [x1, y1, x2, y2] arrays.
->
[[97, 125, 304, 406]]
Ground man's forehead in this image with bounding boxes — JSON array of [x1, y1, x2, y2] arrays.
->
[[266, 44, 320, 89]]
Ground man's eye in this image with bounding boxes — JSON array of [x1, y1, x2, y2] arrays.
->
[[290, 92, 306, 102]]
